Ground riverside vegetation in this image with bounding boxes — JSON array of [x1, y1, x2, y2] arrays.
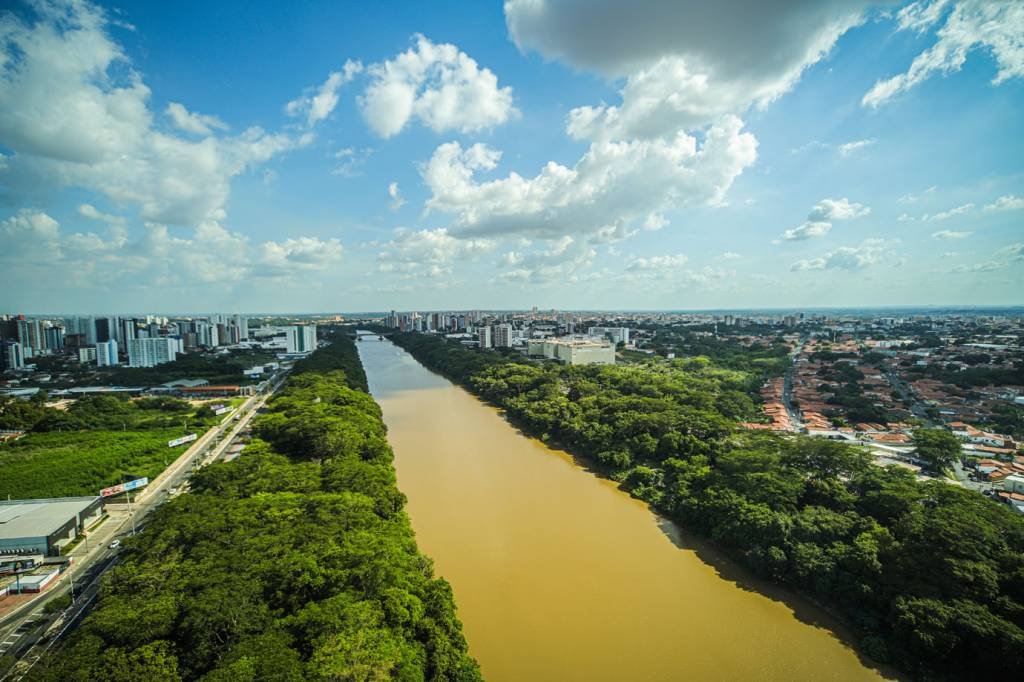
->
[[389, 331, 1024, 680], [30, 338, 480, 681]]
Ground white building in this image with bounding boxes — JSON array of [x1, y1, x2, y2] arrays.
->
[[478, 325, 492, 349], [128, 337, 179, 368], [78, 346, 97, 364], [1, 341, 24, 371], [493, 324, 513, 348], [234, 314, 249, 341], [285, 325, 317, 354], [96, 339, 118, 367], [587, 327, 630, 346], [527, 337, 615, 366]]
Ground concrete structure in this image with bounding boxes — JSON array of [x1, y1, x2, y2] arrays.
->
[[478, 325, 492, 349], [0, 497, 104, 557], [128, 337, 179, 367], [493, 323, 513, 348], [587, 326, 630, 346], [78, 346, 97, 364], [285, 325, 317, 354], [1, 340, 24, 371], [528, 337, 615, 366], [96, 339, 118, 366]]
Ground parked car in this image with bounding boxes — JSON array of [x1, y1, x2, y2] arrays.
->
[[109, 539, 121, 549]]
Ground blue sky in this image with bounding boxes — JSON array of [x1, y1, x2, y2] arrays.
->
[[0, 0, 1021, 314]]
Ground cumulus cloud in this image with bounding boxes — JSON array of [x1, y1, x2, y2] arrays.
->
[[388, 182, 406, 211], [359, 35, 516, 138], [507, 0, 871, 131], [498, 236, 596, 284], [838, 138, 875, 156], [332, 147, 373, 177], [931, 229, 973, 239], [791, 238, 891, 271], [0, 209, 61, 261], [863, 1, 1024, 108], [0, 1, 310, 225], [376, 227, 494, 279], [923, 202, 973, 221], [984, 194, 1024, 212], [781, 197, 870, 241], [165, 102, 228, 136], [286, 61, 362, 127], [422, 116, 756, 240], [259, 236, 344, 273], [626, 253, 688, 270]]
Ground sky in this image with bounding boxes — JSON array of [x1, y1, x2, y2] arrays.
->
[[0, 0, 1022, 314]]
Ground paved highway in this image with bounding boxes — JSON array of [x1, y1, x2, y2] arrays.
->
[[0, 370, 288, 680]]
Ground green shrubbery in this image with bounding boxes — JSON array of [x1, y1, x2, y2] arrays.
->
[[31, 336, 479, 682]]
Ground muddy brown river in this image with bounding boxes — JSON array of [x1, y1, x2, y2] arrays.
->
[[358, 336, 891, 681]]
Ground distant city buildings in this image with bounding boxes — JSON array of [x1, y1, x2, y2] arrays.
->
[[96, 339, 118, 367], [587, 326, 630, 346], [478, 325, 492, 349], [0, 340, 24, 371], [128, 337, 180, 368]]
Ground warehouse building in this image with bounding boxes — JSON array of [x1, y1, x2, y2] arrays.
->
[[0, 497, 104, 557], [527, 337, 616, 366]]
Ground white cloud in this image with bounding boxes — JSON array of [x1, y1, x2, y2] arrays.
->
[[626, 253, 688, 270], [376, 227, 494, 278], [359, 35, 516, 138], [781, 197, 870, 241], [898, 186, 937, 203], [898, 213, 915, 222], [422, 116, 757, 240], [720, 251, 741, 260], [0, 2, 309, 226], [791, 238, 891, 271], [497, 236, 596, 284], [996, 242, 1024, 260], [507, 0, 871, 131], [863, 1, 1024, 108], [931, 229, 973, 239], [984, 194, 1024, 212], [286, 61, 362, 127], [165, 102, 228, 136], [838, 138, 875, 156], [388, 182, 406, 211], [782, 221, 833, 241], [923, 202, 973, 221], [332, 147, 373, 177], [0, 209, 61, 261], [259, 236, 344, 273]]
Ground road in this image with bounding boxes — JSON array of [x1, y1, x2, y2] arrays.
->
[[0, 371, 288, 680], [781, 340, 804, 430]]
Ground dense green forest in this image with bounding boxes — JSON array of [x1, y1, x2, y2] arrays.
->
[[0, 395, 225, 499], [31, 336, 479, 682], [391, 332, 1024, 680]]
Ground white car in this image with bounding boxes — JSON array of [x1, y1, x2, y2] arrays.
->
[[168, 488, 178, 495], [109, 539, 121, 549]]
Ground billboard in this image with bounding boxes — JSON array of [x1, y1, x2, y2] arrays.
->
[[214, 406, 234, 416], [100, 477, 148, 497], [168, 433, 198, 448]]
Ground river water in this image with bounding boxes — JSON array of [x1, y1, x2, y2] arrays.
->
[[357, 336, 891, 681]]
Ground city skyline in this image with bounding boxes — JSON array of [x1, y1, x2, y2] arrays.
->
[[1, 0, 1023, 313]]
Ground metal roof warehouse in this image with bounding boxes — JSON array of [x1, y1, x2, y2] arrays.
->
[[0, 497, 104, 556]]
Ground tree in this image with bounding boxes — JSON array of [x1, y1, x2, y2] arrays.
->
[[912, 428, 962, 472]]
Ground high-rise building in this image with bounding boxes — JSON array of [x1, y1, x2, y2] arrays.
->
[[16, 319, 43, 352], [493, 324, 513, 348], [285, 325, 317, 354], [78, 346, 97, 364], [587, 327, 630, 346], [128, 337, 179, 367], [44, 326, 64, 350], [478, 325, 492, 349], [233, 315, 249, 341], [0, 340, 24, 371], [96, 339, 119, 367]]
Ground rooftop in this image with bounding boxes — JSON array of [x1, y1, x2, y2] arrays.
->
[[0, 497, 100, 539]]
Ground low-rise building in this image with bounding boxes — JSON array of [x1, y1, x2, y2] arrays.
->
[[0, 497, 104, 557], [528, 337, 615, 366]]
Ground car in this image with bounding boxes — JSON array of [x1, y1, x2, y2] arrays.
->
[[168, 487, 178, 495], [109, 539, 121, 549]]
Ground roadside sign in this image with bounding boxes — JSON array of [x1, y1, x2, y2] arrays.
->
[[214, 406, 234, 416], [168, 433, 198, 448], [100, 477, 148, 497]]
